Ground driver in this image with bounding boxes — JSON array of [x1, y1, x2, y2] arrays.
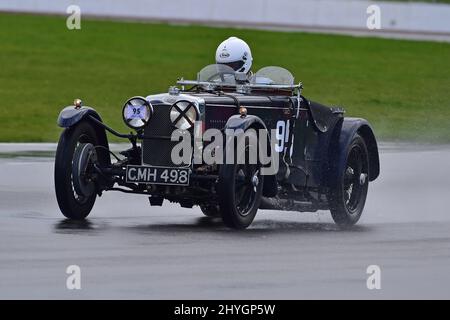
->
[[215, 37, 253, 80]]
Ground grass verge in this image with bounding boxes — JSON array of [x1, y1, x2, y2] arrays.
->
[[0, 13, 449, 142]]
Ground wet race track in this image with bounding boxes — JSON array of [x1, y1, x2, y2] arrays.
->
[[0, 144, 449, 299]]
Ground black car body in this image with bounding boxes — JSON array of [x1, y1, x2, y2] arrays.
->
[[55, 65, 380, 229]]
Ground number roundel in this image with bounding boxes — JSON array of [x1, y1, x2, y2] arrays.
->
[[122, 96, 153, 130]]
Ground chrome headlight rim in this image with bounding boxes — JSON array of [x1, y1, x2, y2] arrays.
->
[[122, 96, 153, 130], [170, 100, 199, 130]]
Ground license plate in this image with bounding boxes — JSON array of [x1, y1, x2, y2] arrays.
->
[[126, 165, 190, 186]]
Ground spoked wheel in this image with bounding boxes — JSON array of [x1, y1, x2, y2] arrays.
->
[[329, 134, 369, 226], [55, 120, 100, 220], [218, 130, 263, 229], [234, 165, 261, 215]]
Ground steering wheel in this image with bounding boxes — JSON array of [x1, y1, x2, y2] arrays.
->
[[207, 71, 235, 83]]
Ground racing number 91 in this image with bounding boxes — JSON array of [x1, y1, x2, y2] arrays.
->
[[275, 120, 293, 155]]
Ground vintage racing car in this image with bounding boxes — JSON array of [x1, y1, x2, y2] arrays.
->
[[55, 64, 380, 229]]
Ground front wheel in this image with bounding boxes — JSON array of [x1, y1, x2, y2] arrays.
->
[[218, 130, 263, 229], [199, 204, 221, 217], [54, 121, 100, 220], [328, 134, 369, 226]]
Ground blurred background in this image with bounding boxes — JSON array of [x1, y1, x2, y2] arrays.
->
[[0, 0, 449, 143]]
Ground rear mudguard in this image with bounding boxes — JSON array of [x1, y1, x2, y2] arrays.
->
[[223, 114, 278, 197], [328, 117, 380, 187]]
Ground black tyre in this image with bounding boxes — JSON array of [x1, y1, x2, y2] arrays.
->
[[328, 134, 369, 226], [199, 204, 221, 217], [54, 121, 100, 220], [218, 130, 263, 229]]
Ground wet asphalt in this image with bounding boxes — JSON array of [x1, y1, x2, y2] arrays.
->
[[0, 143, 449, 299]]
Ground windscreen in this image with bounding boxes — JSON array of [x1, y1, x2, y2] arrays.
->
[[197, 64, 236, 84], [250, 66, 294, 85]]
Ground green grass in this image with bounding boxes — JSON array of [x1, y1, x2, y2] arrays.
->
[[0, 13, 449, 142]]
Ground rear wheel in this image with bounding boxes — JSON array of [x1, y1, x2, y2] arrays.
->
[[218, 130, 263, 229], [328, 134, 369, 226], [54, 121, 100, 220]]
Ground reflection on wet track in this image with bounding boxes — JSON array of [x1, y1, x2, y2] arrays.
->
[[0, 145, 449, 299]]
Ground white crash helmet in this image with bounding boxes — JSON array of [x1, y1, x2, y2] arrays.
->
[[215, 37, 253, 74]]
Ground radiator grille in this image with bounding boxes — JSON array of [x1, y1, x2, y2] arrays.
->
[[142, 105, 191, 167]]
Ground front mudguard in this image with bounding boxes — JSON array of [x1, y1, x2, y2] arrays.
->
[[223, 114, 277, 197], [57, 106, 103, 128], [224, 114, 268, 132], [56, 106, 111, 166]]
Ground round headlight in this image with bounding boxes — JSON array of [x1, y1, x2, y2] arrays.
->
[[122, 97, 152, 130], [170, 100, 198, 130]]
